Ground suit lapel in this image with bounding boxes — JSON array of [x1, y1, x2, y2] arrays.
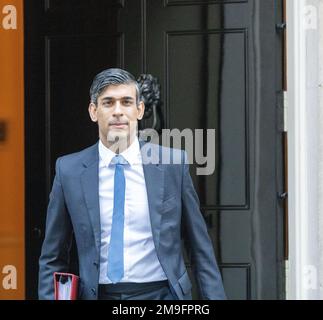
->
[[140, 140, 164, 250], [81, 143, 101, 254]]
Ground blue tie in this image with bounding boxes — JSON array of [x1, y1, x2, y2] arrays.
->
[[107, 154, 128, 283]]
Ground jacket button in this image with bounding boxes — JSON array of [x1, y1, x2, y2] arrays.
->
[[93, 262, 98, 268], [91, 288, 96, 295]]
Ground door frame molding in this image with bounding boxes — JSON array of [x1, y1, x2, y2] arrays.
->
[[286, 0, 321, 299]]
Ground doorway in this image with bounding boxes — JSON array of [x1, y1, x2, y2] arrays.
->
[[25, 0, 285, 299]]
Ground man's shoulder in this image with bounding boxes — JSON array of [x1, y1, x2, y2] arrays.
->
[[56, 142, 98, 170], [140, 140, 185, 165]]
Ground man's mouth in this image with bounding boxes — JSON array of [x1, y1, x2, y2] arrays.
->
[[109, 122, 128, 129]]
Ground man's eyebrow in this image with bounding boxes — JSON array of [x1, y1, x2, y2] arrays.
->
[[101, 96, 135, 100]]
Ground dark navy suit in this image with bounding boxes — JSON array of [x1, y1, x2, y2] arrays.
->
[[38, 140, 226, 300]]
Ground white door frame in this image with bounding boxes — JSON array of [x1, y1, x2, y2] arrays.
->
[[286, 0, 320, 300]]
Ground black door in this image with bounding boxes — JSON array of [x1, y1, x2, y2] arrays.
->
[[25, 0, 285, 299]]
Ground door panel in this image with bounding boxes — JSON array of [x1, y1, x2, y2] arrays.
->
[[166, 31, 247, 207], [25, 0, 284, 299]]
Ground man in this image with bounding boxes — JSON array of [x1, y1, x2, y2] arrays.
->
[[38, 68, 226, 300]]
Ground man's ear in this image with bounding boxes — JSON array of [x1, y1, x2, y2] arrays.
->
[[88, 103, 98, 122], [137, 101, 145, 120]]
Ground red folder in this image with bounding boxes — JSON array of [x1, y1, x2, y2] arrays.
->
[[54, 272, 79, 300]]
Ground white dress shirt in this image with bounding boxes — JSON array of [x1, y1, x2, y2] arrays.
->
[[98, 137, 167, 284]]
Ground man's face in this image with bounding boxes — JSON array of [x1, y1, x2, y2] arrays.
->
[[89, 83, 145, 146]]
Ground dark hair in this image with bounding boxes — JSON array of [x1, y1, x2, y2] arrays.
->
[[90, 68, 141, 105]]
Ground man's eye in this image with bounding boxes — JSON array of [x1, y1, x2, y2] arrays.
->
[[103, 101, 113, 107], [123, 100, 133, 106]]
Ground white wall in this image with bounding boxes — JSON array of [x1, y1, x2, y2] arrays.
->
[[318, 0, 323, 299]]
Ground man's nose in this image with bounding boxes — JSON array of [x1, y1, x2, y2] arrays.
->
[[113, 101, 123, 115]]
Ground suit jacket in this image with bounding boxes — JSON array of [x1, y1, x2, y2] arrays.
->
[[38, 140, 226, 300]]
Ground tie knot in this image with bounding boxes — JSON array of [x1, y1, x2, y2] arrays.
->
[[111, 154, 128, 166]]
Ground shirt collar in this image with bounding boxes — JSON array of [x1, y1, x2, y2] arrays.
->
[[98, 137, 141, 167]]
